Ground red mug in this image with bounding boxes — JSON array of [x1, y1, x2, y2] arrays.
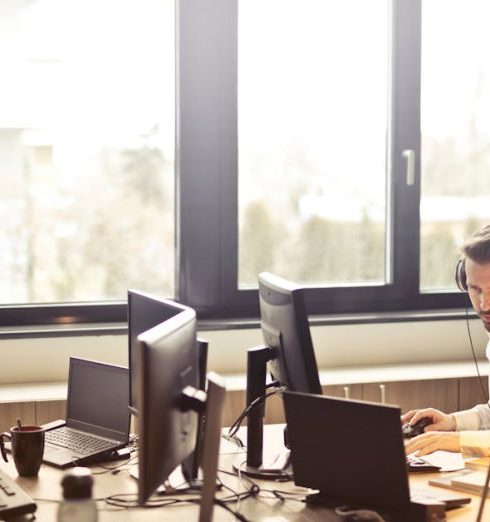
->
[[0, 425, 45, 477]]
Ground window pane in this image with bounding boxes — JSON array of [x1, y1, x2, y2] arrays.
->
[[0, 0, 175, 304], [421, 0, 490, 291], [238, 0, 389, 288]]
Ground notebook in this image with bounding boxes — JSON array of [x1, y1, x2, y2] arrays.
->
[[282, 392, 471, 516], [42, 357, 130, 468], [429, 470, 490, 497]]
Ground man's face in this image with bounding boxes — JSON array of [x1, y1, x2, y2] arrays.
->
[[465, 258, 490, 332]]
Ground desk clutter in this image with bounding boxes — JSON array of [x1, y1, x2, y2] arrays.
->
[[0, 388, 485, 521], [0, 420, 482, 522], [0, 284, 487, 521]]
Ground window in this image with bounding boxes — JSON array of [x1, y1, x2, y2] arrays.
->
[[1, 0, 486, 327], [238, 0, 389, 287], [0, 0, 175, 311], [420, 0, 490, 291]]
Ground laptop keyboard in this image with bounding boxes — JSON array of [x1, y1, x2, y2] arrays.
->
[[45, 426, 116, 455]]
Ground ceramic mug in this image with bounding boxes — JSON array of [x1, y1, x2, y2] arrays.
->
[[0, 425, 45, 477]]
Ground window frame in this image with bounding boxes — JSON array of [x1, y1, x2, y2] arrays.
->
[[0, 0, 470, 329]]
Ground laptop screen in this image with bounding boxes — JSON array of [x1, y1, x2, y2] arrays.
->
[[66, 358, 130, 441], [283, 391, 411, 511]]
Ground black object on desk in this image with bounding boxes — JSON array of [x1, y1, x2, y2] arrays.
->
[[407, 454, 441, 473], [283, 392, 470, 520], [402, 417, 432, 438], [237, 272, 322, 479], [42, 357, 130, 469], [0, 467, 37, 519]]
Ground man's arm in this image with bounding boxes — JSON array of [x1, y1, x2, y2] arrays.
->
[[403, 404, 490, 456], [405, 429, 490, 457], [405, 431, 461, 456], [454, 403, 490, 431], [402, 400, 490, 432]]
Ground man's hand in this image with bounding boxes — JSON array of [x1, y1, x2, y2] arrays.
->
[[401, 408, 456, 432], [405, 431, 461, 456]]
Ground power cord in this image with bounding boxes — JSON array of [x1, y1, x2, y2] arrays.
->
[[214, 498, 251, 521], [465, 295, 489, 405], [223, 384, 286, 448], [103, 468, 258, 521]]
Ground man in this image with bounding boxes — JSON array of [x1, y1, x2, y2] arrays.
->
[[404, 224, 490, 457]]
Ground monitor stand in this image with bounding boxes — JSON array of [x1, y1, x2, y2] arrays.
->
[[233, 448, 291, 480], [232, 345, 291, 480]]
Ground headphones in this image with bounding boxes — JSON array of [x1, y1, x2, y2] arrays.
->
[[455, 258, 467, 292]]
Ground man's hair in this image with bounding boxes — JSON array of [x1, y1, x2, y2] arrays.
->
[[461, 224, 490, 264]]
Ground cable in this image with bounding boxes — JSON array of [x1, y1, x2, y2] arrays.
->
[[104, 492, 198, 509], [214, 498, 252, 522], [91, 454, 138, 475], [257, 488, 306, 502], [218, 468, 258, 492], [334, 505, 386, 521], [225, 385, 286, 442], [464, 295, 490, 405]]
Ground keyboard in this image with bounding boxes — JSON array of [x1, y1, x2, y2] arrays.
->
[[0, 468, 37, 519], [45, 426, 116, 456]]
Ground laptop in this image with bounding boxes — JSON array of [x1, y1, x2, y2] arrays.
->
[[42, 357, 130, 468], [282, 392, 471, 518]]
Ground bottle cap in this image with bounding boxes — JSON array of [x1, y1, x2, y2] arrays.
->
[[61, 467, 94, 499]]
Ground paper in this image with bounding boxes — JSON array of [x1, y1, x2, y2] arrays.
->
[[420, 450, 465, 472]]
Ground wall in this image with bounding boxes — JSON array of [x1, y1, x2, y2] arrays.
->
[[0, 318, 487, 385]]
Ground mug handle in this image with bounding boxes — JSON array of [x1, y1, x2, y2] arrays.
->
[[0, 432, 11, 463]]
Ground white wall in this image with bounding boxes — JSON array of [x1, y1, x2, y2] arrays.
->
[[0, 318, 487, 385]]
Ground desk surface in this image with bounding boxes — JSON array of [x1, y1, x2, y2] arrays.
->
[[0, 427, 483, 522]]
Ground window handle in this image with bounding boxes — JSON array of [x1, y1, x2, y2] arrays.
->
[[379, 383, 386, 404], [402, 149, 415, 186]]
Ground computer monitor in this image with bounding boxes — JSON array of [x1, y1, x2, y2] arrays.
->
[[241, 272, 322, 477], [136, 308, 206, 505], [127, 289, 188, 412], [259, 272, 322, 394]]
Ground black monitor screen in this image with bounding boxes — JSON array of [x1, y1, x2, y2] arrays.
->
[[67, 357, 130, 441], [128, 290, 187, 410], [258, 272, 322, 395], [136, 308, 200, 505]]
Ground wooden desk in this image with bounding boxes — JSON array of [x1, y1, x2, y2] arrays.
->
[[0, 430, 484, 521]]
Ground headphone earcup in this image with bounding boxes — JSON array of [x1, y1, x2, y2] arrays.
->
[[455, 259, 468, 292]]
